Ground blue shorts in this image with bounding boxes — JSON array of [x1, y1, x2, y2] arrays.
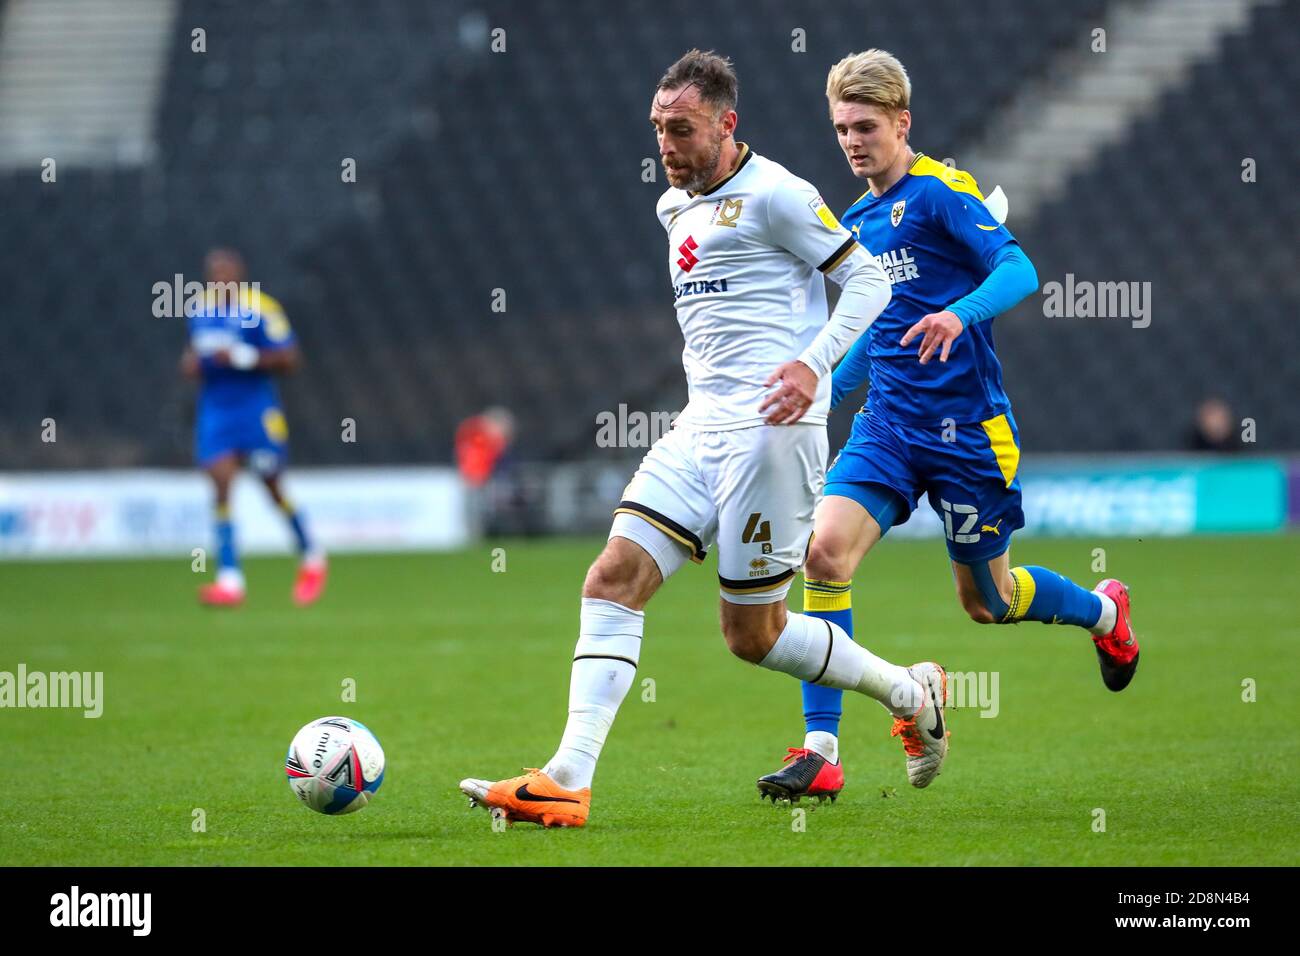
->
[[823, 407, 1024, 563], [195, 402, 289, 474]]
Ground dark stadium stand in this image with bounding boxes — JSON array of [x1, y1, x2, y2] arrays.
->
[[0, 0, 1293, 469], [1007, 0, 1300, 453]]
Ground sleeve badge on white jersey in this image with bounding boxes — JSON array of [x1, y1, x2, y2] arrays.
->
[[807, 195, 842, 231]]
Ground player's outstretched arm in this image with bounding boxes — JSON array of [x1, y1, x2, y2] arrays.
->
[[900, 181, 1039, 364], [946, 244, 1038, 327], [797, 246, 892, 380], [761, 248, 891, 425], [759, 248, 889, 424], [759, 178, 891, 424], [900, 245, 1037, 364]]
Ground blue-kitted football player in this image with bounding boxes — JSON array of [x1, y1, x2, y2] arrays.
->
[[756, 51, 1139, 804], [180, 248, 326, 607]]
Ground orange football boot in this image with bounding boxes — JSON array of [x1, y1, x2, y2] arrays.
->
[[459, 768, 591, 828], [889, 661, 949, 788]]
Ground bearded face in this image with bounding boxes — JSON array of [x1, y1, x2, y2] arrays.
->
[[651, 85, 734, 193]]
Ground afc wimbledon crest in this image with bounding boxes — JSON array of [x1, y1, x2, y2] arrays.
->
[[891, 199, 907, 228]]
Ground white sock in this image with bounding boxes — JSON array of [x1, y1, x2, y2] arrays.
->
[[804, 730, 838, 764], [216, 567, 245, 591], [1089, 592, 1118, 636], [542, 598, 642, 790], [759, 612, 922, 716]]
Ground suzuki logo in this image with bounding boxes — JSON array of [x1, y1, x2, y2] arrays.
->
[[676, 235, 700, 272]]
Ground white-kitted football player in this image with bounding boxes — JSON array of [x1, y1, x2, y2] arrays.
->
[[461, 49, 945, 827]]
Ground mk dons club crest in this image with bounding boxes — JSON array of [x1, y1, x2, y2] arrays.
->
[[714, 197, 744, 227], [891, 199, 907, 228]]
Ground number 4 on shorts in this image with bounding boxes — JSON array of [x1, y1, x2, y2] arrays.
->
[[742, 512, 772, 545]]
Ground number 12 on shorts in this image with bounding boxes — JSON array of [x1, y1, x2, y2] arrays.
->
[[940, 498, 980, 544]]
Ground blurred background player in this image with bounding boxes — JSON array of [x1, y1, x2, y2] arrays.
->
[[180, 248, 326, 607], [759, 50, 1139, 802]]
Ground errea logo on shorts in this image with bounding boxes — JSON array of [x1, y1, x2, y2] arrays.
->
[[50, 886, 151, 936]]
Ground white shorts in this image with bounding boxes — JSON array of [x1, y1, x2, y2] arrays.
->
[[612, 423, 827, 604]]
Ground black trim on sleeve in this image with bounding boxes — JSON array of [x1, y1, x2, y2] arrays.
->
[[817, 236, 858, 274]]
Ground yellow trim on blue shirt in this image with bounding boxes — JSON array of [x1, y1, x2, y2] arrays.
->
[[909, 153, 986, 201]]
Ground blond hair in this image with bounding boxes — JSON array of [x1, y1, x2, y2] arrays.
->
[[825, 49, 911, 117]]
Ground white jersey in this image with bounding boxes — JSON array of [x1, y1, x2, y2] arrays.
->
[[656, 144, 858, 430]]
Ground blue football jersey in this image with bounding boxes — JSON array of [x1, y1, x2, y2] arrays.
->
[[187, 287, 295, 414], [837, 153, 1018, 426]]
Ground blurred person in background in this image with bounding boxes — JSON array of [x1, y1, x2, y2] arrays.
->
[[456, 406, 536, 536], [180, 248, 326, 607], [455, 407, 515, 487], [1188, 397, 1241, 452]]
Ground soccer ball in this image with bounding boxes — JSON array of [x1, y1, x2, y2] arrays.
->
[[285, 716, 385, 815]]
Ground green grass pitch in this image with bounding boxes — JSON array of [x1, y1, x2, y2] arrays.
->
[[3, 534, 1297, 866]]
